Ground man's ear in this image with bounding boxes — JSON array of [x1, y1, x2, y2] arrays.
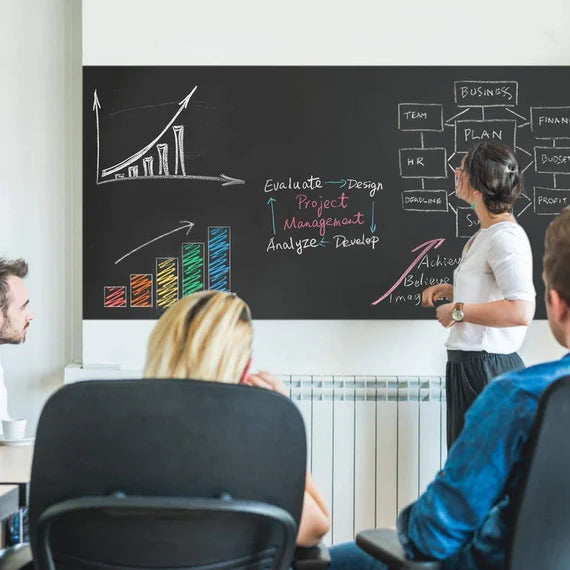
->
[[549, 289, 569, 322]]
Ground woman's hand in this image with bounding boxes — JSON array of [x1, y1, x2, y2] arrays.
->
[[246, 370, 289, 397], [436, 302, 456, 328], [421, 283, 453, 307]]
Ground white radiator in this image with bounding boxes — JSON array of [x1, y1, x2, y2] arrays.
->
[[283, 376, 447, 546]]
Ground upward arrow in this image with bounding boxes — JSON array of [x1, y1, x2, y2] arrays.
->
[[267, 197, 277, 235], [371, 238, 446, 305], [93, 90, 101, 184], [92, 90, 101, 111], [178, 91, 194, 110], [115, 220, 195, 265]]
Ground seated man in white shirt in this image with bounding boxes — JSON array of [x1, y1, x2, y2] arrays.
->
[[0, 257, 34, 420]]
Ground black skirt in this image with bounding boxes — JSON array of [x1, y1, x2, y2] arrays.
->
[[446, 350, 525, 449]]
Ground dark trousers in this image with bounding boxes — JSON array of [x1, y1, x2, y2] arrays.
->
[[446, 350, 525, 449]]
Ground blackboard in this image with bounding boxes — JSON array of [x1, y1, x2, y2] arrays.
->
[[83, 66, 570, 320]]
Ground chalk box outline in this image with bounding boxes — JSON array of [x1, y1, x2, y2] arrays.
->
[[399, 147, 448, 179], [454, 119, 517, 154], [401, 189, 449, 212], [398, 103, 444, 132], [534, 146, 570, 174], [453, 80, 518, 108], [530, 107, 570, 140], [533, 186, 570, 215]]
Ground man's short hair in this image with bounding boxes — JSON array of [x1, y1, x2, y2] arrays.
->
[[0, 258, 29, 315], [544, 206, 570, 305]]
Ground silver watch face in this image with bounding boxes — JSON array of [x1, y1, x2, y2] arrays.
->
[[452, 308, 464, 321]]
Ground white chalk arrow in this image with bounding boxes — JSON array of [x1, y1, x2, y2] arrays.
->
[[97, 172, 246, 187], [93, 90, 102, 184], [115, 220, 194, 265], [218, 174, 246, 186]]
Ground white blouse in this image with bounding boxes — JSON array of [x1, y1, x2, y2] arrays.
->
[[445, 221, 536, 354]]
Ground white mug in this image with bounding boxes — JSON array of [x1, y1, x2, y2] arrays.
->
[[2, 419, 27, 440]]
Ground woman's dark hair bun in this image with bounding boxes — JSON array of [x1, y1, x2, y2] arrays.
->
[[465, 142, 522, 214]]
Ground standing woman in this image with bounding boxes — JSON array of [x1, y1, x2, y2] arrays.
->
[[422, 141, 535, 449]]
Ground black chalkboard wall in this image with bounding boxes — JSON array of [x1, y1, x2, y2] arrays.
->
[[83, 66, 570, 320]]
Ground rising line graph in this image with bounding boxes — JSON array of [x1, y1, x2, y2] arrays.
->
[[93, 87, 245, 187]]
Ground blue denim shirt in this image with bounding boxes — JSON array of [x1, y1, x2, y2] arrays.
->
[[397, 353, 570, 570]]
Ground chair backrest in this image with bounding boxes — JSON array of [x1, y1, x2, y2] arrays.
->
[[508, 375, 570, 570], [29, 378, 307, 570]]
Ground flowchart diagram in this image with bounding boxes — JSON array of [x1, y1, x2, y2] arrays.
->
[[398, 80, 570, 237]]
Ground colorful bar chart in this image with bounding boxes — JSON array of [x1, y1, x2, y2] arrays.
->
[[103, 226, 231, 309]]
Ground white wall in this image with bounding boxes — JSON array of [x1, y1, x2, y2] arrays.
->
[[81, 0, 568, 376], [82, 0, 570, 65], [0, 0, 81, 430]]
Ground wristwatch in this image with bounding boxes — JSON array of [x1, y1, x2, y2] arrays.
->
[[452, 302, 465, 322]]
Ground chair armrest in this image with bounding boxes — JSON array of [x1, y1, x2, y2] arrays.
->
[[292, 542, 330, 570], [0, 543, 33, 570], [356, 529, 442, 570]]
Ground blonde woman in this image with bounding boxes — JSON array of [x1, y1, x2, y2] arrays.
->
[[143, 290, 330, 547]]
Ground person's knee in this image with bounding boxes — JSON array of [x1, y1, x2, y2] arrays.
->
[[329, 541, 387, 570]]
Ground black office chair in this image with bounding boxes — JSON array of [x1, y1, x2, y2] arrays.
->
[[356, 374, 570, 570], [0, 378, 329, 570]]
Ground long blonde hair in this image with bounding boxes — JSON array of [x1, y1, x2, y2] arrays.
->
[[143, 291, 253, 383]]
